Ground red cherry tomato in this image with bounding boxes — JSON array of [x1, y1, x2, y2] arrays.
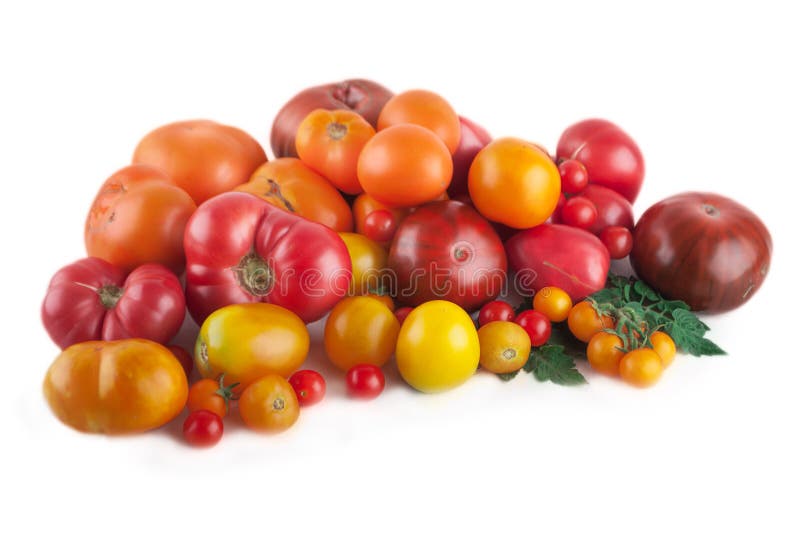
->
[[346, 364, 385, 399], [560, 197, 598, 230], [514, 310, 552, 347], [363, 210, 397, 243], [288, 370, 326, 407], [478, 300, 515, 326], [599, 225, 634, 259], [394, 306, 413, 324], [558, 159, 589, 194], [183, 410, 223, 448]]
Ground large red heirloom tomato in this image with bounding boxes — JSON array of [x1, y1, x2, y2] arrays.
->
[[41, 258, 185, 349], [388, 200, 506, 311], [184, 192, 352, 324], [631, 192, 772, 313]]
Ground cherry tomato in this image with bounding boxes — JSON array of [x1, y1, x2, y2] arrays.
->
[[649, 331, 677, 367], [478, 300, 516, 327], [599, 225, 634, 259], [586, 332, 625, 376], [187, 376, 238, 418], [532, 286, 573, 323], [324, 296, 400, 371], [183, 410, 223, 448], [560, 197, 598, 229], [619, 348, 663, 387], [352, 193, 411, 245], [478, 321, 531, 374], [346, 364, 385, 399], [567, 301, 615, 343], [377, 89, 461, 154], [394, 306, 413, 324], [288, 370, 326, 407], [357, 124, 453, 208], [168, 345, 194, 379], [514, 310, 552, 347], [558, 159, 589, 194], [238, 374, 300, 432], [363, 210, 397, 243]]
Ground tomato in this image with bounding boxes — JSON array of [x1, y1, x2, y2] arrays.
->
[[288, 370, 326, 407], [133, 120, 266, 204], [394, 306, 413, 324], [619, 348, 663, 387], [235, 158, 353, 232], [295, 109, 375, 194], [362, 210, 397, 243], [560, 197, 598, 230], [338, 232, 388, 296], [478, 321, 531, 374], [533, 286, 573, 323], [84, 164, 196, 274], [377, 89, 461, 154], [184, 192, 352, 325], [567, 301, 615, 343], [599, 226, 633, 259], [357, 124, 453, 208], [238, 374, 299, 432], [514, 310, 551, 347], [168, 345, 194, 378], [468, 138, 561, 229], [366, 292, 395, 311], [195, 303, 310, 388], [395, 300, 480, 393], [183, 410, 223, 447], [324, 296, 400, 371], [478, 300, 516, 327], [649, 331, 677, 367], [586, 332, 625, 376], [42, 258, 185, 349], [576, 184, 634, 235], [346, 364, 386, 399], [352, 193, 410, 245], [558, 159, 589, 194], [388, 201, 507, 311], [43, 339, 188, 434], [187, 376, 238, 418], [449, 116, 491, 198]]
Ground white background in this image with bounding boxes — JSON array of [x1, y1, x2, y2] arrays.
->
[[1, 1, 798, 534]]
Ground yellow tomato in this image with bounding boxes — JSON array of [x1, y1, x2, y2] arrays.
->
[[649, 331, 677, 367], [339, 232, 389, 296], [324, 296, 400, 371], [395, 300, 480, 393], [533, 286, 573, 322], [619, 348, 663, 388], [478, 321, 531, 374], [195, 303, 309, 388]]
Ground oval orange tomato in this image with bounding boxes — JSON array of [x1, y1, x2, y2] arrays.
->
[[238, 374, 300, 432], [377, 89, 461, 154], [324, 296, 400, 371]]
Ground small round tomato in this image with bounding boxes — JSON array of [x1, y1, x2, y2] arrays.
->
[[533, 286, 573, 323], [514, 310, 552, 347], [568, 301, 615, 343], [352, 193, 411, 245], [288, 370, 326, 407], [339, 232, 389, 296], [363, 210, 397, 243], [377, 89, 461, 153], [469, 138, 561, 229], [168, 345, 194, 379], [587, 332, 625, 376], [478, 300, 515, 327], [649, 331, 677, 367], [357, 124, 453, 208], [187, 376, 238, 418], [560, 197, 598, 229], [599, 226, 634, 259], [295, 109, 376, 194], [558, 159, 589, 194], [183, 410, 223, 448], [478, 321, 531, 374], [394, 306, 413, 324], [619, 348, 663, 387], [346, 364, 386, 399], [324, 296, 400, 371], [238, 374, 300, 432]]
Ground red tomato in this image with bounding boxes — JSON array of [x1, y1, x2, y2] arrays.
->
[[575, 184, 634, 235], [558, 159, 589, 194], [288, 370, 326, 407], [346, 364, 385, 399], [41, 258, 185, 349], [183, 410, 223, 447], [449, 116, 492, 198], [394, 306, 414, 324], [184, 192, 352, 325], [377, 89, 461, 153], [352, 193, 410, 246], [363, 210, 397, 243], [478, 301, 516, 326], [514, 310, 552, 347], [599, 226, 634, 259], [560, 197, 598, 230]]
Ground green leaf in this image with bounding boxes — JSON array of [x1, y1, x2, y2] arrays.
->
[[672, 308, 708, 336], [590, 288, 621, 304], [525, 345, 587, 386], [633, 280, 660, 302], [607, 274, 630, 289], [497, 370, 520, 382]]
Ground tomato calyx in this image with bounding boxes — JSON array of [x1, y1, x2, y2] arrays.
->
[[97, 284, 124, 308], [214, 373, 240, 412], [264, 178, 296, 212], [702, 203, 719, 217], [326, 122, 348, 140], [272, 397, 286, 411], [233, 251, 275, 296]]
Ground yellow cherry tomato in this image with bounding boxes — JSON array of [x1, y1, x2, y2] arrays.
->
[[619, 348, 663, 388], [649, 331, 677, 367], [567, 301, 615, 342], [338, 232, 389, 296], [533, 286, 573, 322], [586, 331, 625, 376], [395, 300, 479, 393], [238, 374, 299, 432], [324, 296, 400, 371], [478, 321, 531, 374], [195, 303, 309, 389]]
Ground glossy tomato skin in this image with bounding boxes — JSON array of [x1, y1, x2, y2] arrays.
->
[[449, 116, 491, 198], [575, 184, 634, 235], [478, 300, 515, 326], [599, 226, 634, 259], [183, 410, 223, 447], [235, 158, 353, 232], [85, 164, 196, 274], [514, 310, 552, 347], [506, 224, 610, 302], [133, 120, 267, 204], [42, 258, 185, 349], [43, 339, 188, 434], [184, 192, 352, 325], [288, 370, 326, 407], [631, 192, 771, 313], [238, 374, 300, 432], [388, 200, 507, 311], [338, 232, 389, 296], [324, 296, 400, 371], [353, 193, 411, 246], [345, 364, 385, 400], [377, 89, 461, 153], [556, 119, 645, 203]]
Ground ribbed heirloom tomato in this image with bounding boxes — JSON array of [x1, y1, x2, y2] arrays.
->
[[377, 89, 461, 153]]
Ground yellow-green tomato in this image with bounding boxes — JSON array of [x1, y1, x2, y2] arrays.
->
[[195, 303, 309, 388], [395, 300, 480, 393]]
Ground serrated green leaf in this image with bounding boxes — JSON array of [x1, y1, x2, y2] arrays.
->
[[607, 274, 630, 289], [590, 288, 621, 304], [633, 280, 660, 302], [672, 308, 708, 336], [526, 345, 587, 386]]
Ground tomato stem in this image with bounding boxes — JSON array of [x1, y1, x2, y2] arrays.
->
[[233, 252, 275, 296], [326, 122, 348, 140], [97, 284, 123, 309]]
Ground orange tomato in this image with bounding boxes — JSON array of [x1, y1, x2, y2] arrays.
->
[[236, 158, 353, 232], [295, 109, 375, 194], [567, 301, 615, 342], [324, 296, 400, 371], [619, 348, 663, 387], [649, 331, 677, 367], [477, 321, 531, 374], [586, 332, 625, 376], [238, 374, 299, 432], [533, 286, 573, 322], [43, 339, 188, 434], [352, 193, 411, 245], [357, 124, 453, 208], [85, 164, 196, 274], [133, 119, 267, 204], [468, 137, 561, 229], [377, 89, 461, 153]]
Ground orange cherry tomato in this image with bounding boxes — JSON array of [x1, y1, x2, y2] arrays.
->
[[295, 109, 376, 195], [377, 89, 461, 154], [323, 296, 400, 371], [85, 164, 196, 274], [238, 374, 299, 432], [186, 376, 238, 418], [619, 348, 663, 387], [352, 193, 411, 245], [478, 321, 531, 374], [468, 137, 561, 229], [533, 286, 573, 322], [649, 331, 677, 367], [357, 124, 453, 208], [235, 158, 353, 232], [567, 301, 615, 343], [586, 332, 625, 376], [133, 119, 267, 204]]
